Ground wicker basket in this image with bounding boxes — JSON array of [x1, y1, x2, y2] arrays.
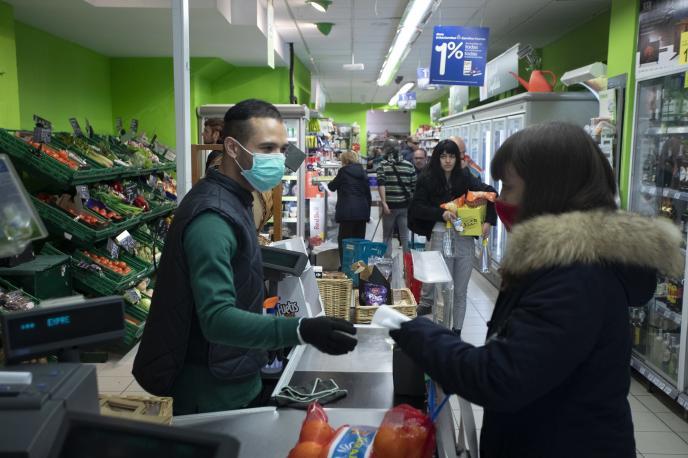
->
[[317, 273, 352, 320], [99, 394, 173, 425], [354, 287, 417, 324]]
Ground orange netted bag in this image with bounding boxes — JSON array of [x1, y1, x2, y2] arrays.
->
[[372, 404, 436, 458], [287, 403, 335, 458]]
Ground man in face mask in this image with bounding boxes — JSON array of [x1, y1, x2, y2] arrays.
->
[[134, 99, 357, 415]]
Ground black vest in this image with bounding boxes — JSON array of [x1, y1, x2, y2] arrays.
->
[[133, 169, 267, 396]]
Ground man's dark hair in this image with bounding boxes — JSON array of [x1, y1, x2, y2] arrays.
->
[[221, 99, 283, 145], [204, 118, 224, 130], [491, 122, 616, 223], [382, 139, 400, 159]]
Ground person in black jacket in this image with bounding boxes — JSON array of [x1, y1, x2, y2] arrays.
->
[[409, 139, 497, 333], [392, 122, 684, 457], [328, 150, 372, 269]]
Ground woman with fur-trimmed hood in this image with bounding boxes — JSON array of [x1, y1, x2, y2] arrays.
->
[[391, 122, 684, 457]]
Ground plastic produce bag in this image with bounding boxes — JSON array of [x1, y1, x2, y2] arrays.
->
[[372, 404, 436, 458]]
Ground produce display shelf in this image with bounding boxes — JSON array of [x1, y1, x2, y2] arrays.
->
[[132, 227, 165, 252], [122, 318, 145, 349], [49, 136, 131, 182], [71, 247, 152, 296], [33, 196, 172, 246], [125, 302, 149, 322], [0, 277, 41, 311]]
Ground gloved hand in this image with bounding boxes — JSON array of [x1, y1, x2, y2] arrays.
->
[[299, 317, 357, 355]]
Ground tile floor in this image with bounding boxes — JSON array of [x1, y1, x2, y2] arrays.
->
[[93, 270, 688, 457]]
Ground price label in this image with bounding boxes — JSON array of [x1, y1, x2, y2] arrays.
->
[[84, 118, 93, 139], [130, 119, 139, 135], [107, 238, 120, 259], [116, 117, 124, 135], [147, 174, 158, 189], [32, 115, 52, 143], [75, 185, 90, 201], [123, 182, 138, 203], [123, 288, 141, 305], [156, 218, 169, 240], [116, 230, 136, 254], [680, 31, 688, 65], [164, 149, 176, 161], [674, 192, 682, 200], [69, 118, 83, 137]]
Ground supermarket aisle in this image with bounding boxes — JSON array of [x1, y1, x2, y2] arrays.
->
[[450, 272, 688, 458], [93, 270, 688, 457]]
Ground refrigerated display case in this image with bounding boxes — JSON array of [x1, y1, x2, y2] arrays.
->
[[439, 92, 597, 287], [197, 104, 310, 241], [628, 72, 688, 403]]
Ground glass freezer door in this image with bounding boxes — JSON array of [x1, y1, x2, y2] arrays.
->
[[490, 118, 508, 264], [629, 73, 688, 389]]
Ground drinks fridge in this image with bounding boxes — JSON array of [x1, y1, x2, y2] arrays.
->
[[628, 72, 688, 404], [439, 92, 597, 287]]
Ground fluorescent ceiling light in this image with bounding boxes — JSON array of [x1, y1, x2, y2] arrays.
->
[[307, 0, 332, 13], [389, 82, 415, 106], [377, 0, 442, 86]]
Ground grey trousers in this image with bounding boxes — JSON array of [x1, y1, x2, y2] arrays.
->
[[382, 207, 409, 257], [418, 228, 474, 330]]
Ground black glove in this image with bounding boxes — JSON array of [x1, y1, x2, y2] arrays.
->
[[299, 317, 357, 355]]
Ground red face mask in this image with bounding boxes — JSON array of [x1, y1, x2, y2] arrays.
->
[[495, 200, 519, 231]]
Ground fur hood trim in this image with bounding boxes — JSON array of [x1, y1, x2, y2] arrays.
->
[[500, 210, 684, 278]]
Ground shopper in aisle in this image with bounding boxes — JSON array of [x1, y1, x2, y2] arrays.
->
[[412, 147, 427, 177], [133, 99, 357, 415], [448, 136, 469, 170], [327, 151, 372, 269], [393, 122, 684, 457], [408, 139, 495, 331], [400, 135, 419, 162], [204, 118, 225, 171], [376, 140, 416, 256]]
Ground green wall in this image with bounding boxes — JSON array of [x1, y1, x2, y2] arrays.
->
[[607, 0, 639, 208], [0, 2, 20, 128], [14, 21, 113, 133], [540, 10, 611, 82]]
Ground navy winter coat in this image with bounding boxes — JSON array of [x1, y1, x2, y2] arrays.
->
[[392, 210, 684, 457], [328, 164, 372, 222]]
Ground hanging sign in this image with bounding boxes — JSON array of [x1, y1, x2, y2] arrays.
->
[[398, 92, 417, 110], [417, 67, 430, 89], [430, 26, 489, 86]]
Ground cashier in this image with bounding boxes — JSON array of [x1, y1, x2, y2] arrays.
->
[[133, 99, 357, 415]]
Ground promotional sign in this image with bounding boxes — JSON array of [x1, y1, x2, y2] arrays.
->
[[430, 102, 442, 123], [636, 0, 688, 80], [479, 43, 520, 101], [398, 92, 417, 110], [309, 197, 325, 246], [430, 26, 489, 86], [417, 67, 430, 89]]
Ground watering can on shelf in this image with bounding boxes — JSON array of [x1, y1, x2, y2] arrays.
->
[[509, 70, 557, 92]]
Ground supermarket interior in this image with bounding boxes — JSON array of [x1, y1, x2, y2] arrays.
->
[[3, 0, 688, 456]]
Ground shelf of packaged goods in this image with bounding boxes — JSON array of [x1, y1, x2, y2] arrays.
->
[[644, 126, 688, 136], [283, 175, 298, 180], [281, 196, 297, 201], [653, 298, 683, 326], [630, 355, 680, 400], [640, 184, 688, 202]]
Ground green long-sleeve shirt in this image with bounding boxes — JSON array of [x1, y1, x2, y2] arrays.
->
[[170, 211, 301, 415]]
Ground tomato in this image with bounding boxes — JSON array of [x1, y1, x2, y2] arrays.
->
[[299, 420, 334, 446], [287, 441, 323, 458]]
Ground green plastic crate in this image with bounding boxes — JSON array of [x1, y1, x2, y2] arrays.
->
[[0, 277, 40, 311], [32, 197, 118, 245], [71, 246, 151, 296], [0, 129, 76, 184], [49, 135, 130, 182], [125, 303, 149, 322], [0, 255, 72, 300], [121, 318, 145, 348]]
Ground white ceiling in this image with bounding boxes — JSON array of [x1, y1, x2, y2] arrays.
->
[[7, 0, 611, 104]]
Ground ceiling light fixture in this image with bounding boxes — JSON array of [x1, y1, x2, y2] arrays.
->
[[307, 0, 332, 13], [315, 22, 334, 36], [389, 82, 415, 106], [377, 0, 442, 87]]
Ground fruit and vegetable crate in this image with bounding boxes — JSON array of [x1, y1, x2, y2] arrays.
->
[[0, 129, 120, 186], [132, 226, 165, 252], [122, 316, 145, 349], [71, 248, 152, 296], [0, 277, 40, 313]]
